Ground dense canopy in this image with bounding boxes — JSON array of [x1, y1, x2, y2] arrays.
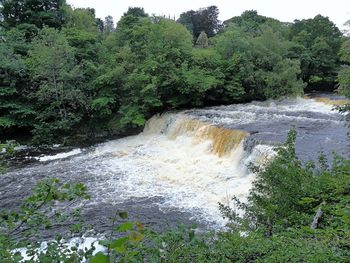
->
[[0, 1, 347, 145]]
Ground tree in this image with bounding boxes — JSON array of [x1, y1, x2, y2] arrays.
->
[[214, 24, 304, 100], [0, 0, 67, 29], [0, 5, 333, 144], [177, 6, 221, 38], [338, 37, 350, 97], [223, 10, 289, 38], [123, 7, 148, 18], [345, 19, 350, 36], [64, 7, 99, 33], [176, 10, 195, 36], [62, 7, 101, 62], [27, 28, 87, 143], [290, 15, 342, 90], [0, 29, 35, 134], [196, 31, 209, 48], [103, 15, 115, 34], [95, 16, 220, 131]]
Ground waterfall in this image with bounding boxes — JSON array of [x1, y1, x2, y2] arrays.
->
[[92, 113, 273, 227], [144, 114, 249, 156], [1, 95, 347, 231]]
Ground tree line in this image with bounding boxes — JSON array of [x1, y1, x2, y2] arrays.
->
[[0, 1, 348, 144]]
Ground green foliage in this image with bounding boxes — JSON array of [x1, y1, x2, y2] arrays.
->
[[89, 212, 146, 262], [123, 7, 148, 18], [140, 230, 345, 262], [195, 31, 209, 48], [219, 130, 350, 260], [214, 25, 304, 100], [338, 37, 350, 98], [102, 16, 115, 35], [95, 16, 195, 130], [247, 130, 315, 232], [0, 29, 35, 132], [0, 4, 342, 145], [0, 0, 67, 29], [224, 10, 290, 38], [177, 6, 221, 38], [0, 178, 91, 262], [27, 27, 88, 144], [289, 15, 343, 90], [0, 140, 18, 173]]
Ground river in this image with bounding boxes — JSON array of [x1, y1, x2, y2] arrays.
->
[[0, 95, 349, 237]]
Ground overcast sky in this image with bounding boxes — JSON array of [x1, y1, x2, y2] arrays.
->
[[67, 0, 350, 30]]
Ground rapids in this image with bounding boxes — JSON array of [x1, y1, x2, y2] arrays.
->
[[0, 96, 349, 236]]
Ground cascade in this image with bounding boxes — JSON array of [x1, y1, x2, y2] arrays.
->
[[144, 114, 249, 157], [1, 96, 348, 231]]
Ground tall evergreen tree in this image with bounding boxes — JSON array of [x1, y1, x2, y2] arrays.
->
[[196, 31, 209, 48]]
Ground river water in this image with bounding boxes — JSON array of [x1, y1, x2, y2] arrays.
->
[[0, 95, 349, 237]]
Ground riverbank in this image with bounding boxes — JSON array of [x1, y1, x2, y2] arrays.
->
[[2, 92, 348, 169]]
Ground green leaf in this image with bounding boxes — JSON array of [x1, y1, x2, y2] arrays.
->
[[98, 240, 111, 247], [110, 237, 128, 248], [298, 197, 317, 205], [90, 252, 109, 263], [117, 222, 134, 232], [0, 117, 16, 128], [119, 212, 128, 219], [115, 245, 126, 254], [129, 231, 144, 243], [110, 237, 128, 253]]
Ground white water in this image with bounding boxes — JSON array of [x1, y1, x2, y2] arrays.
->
[[4, 95, 349, 261], [2, 96, 347, 232], [82, 97, 346, 227], [16, 236, 106, 262], [91, 113, 275, 227], [35, 149, 82, 162]]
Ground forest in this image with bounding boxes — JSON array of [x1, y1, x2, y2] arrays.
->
[[0, 1, 349, 145], [1, 1, 350, 262]]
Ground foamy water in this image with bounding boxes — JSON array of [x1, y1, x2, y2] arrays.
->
[[92, 114, 267, 227], [1, 95, 348, 234], [35, 149, 82, 162]]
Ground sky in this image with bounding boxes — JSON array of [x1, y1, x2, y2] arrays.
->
[[67, 0, 350, 30]]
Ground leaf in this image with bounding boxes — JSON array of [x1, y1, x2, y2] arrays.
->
[[110, 237, 128, 249], [117, 222, 134, 232], [115, 245, 126, 254], [129, 231, 144, 243], [119, 212, 128, 219], [135, 222, 145, 231], [0, 117, 16, 128], [90, 252, 109, 263], [125, 251, 138, 260], [110, 237, 128, 253], [298, 197, 317, 205], [98, 240, 111, 247]]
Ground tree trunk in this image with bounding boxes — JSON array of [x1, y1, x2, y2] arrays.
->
[[311, 206, 323, 230]]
